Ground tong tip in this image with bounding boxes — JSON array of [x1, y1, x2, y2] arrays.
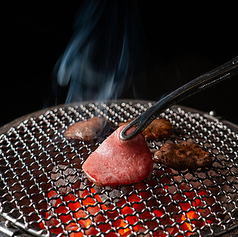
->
[[119, 120, 141, 141]]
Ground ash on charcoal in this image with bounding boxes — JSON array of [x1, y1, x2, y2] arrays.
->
[[80, 184, 132, 208], [50, 164, 82, 194]]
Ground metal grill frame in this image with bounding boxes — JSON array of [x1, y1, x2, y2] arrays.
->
[[0, 100, 238, 237]]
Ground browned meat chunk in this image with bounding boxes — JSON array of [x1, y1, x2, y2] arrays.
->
[[64, 117, 109, 141], [154, 141, 212, 171], [119, 118, 173, 140]]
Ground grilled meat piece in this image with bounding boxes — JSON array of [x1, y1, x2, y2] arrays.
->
[[64, 116, 110, 141], [119, 118, 173, 140], [82, 125, 153, 187], [154, 141, 212, 171]]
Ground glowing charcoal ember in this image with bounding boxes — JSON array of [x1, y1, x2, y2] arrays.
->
[[43, 187, 112, 236], [50, 165, 81, 194], [92, 185, 132, 208], [66, 224, 83, 237], [82, 126, 153, 187], [40, 182, 218, 236], [40, 163, 218, 236], [111, 196, 146, 236]]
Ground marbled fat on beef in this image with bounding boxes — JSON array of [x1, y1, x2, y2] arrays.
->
[[82, 126, 153, 187]]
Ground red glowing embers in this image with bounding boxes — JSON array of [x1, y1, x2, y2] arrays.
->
[[39, 177, 222, 237], [39, 168, 224, 236], [40, 188, 110, 236]]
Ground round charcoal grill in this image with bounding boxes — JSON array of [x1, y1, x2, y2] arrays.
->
[[0, 100, 238, 237]]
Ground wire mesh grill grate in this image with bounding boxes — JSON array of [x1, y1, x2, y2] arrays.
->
[[0, 100, 238, 236]]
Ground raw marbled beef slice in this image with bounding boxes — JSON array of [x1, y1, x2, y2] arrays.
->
[[82, 126, 153, 187]]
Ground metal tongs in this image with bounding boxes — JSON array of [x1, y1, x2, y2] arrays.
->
[[120, 56, 238, 141]]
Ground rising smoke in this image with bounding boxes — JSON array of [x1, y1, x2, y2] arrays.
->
[[55, 0, 146, 103]]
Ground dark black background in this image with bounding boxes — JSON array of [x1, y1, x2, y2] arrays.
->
[[2, 1, 238, 127]]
